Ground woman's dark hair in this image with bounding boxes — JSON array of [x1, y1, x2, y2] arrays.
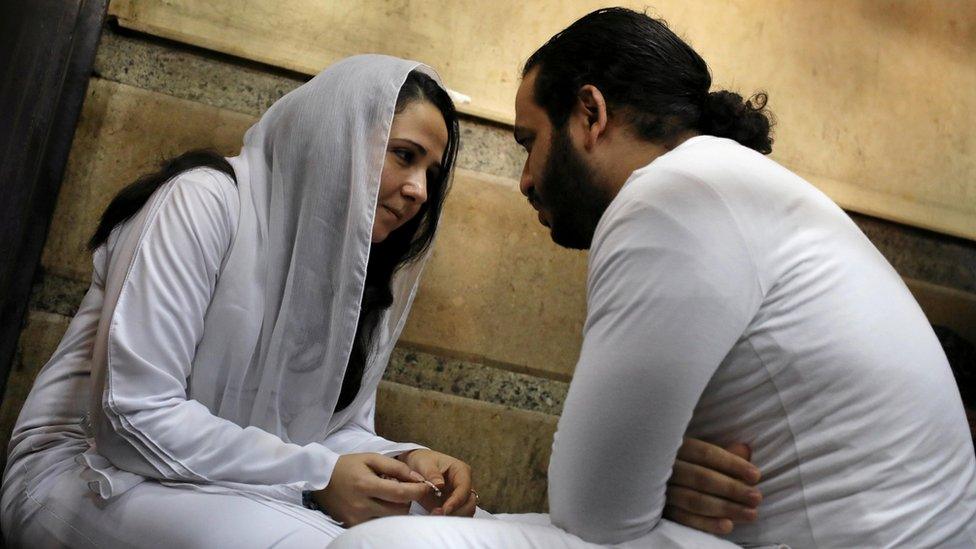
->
[[88, 151, 237, 250], [88, 70, 459, 413], [339, 70, 459, 411], [523, 7, 773, 154]]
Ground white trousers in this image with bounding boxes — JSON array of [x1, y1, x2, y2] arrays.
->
[[3, 451, 346, 548], [330, 513, 741, 548]]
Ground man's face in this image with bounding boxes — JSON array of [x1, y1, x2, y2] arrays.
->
[[514, 68, 611, 250]]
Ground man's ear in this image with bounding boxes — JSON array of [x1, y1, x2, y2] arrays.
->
[[574, 84, 608, 151]]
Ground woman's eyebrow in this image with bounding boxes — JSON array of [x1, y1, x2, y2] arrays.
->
[[391, 138, 428, 156], [393, 138, 444, 173]]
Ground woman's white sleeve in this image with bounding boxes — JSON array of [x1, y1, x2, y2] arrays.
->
[[94, 171, 338, 491], [547, 172, 763, 544], [321, 391, 426, 456]]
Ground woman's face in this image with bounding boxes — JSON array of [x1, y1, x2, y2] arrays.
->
[[372, 100, 449, 243]]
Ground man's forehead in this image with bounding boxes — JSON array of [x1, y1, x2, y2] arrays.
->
[[515, 68, 542, 127], [516, 68, 539, 104]]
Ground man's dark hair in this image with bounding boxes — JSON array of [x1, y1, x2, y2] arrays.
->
[[524, 7, 774, 154]]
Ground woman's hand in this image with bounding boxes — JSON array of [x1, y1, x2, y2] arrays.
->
[[312, 453, 429, 527], [664, 438, 763, 535], [398, 449, 477, 517]]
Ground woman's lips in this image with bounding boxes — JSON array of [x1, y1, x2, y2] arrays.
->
[[383, 205, 403, 220]]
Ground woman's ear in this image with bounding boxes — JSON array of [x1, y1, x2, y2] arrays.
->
[[574, 84, 608, 151]]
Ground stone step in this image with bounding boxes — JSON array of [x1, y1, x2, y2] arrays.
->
[[376, 380, 555, 513]]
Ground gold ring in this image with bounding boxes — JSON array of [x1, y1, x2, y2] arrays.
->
[[470, 488, 480, 502]]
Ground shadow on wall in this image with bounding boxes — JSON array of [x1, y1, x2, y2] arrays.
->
[[935, 326, 976, 441]]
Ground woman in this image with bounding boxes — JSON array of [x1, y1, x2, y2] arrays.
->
[[2, 55, 757, 547], [2, 54, 471, 547]]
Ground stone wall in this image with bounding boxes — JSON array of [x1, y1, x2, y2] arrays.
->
[[3, 22, 975, 514]]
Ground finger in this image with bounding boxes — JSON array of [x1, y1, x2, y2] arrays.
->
[[359, 471, 429, 504], [369, 498, 412, 519], [366, 454, 424, 483], [664, 505, 734, 536], [450, 491, 478, 517], [666, 486, 759, 523], [670, 460, 762, 507], [677, 438, 760, 484], [440, 462, 473, 515], [724, 442, 751, 462], [417, 461, 446, 489]]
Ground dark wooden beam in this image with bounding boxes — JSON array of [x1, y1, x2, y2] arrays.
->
[[0, 0, 108, 400]]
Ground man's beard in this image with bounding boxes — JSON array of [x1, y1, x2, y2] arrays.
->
[[536, 127, 613, 250]]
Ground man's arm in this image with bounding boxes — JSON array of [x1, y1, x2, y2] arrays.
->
[[548, 173, 763, 544]]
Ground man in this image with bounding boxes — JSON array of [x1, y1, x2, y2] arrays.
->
[[333, 8, 976, 547]]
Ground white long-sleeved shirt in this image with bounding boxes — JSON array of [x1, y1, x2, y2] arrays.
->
[[7, 168, 421, 506], [548, 136, 976, 548]]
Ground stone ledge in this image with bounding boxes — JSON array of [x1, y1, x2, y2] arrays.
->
[[385, 347, 567, 416], [95, 26, 526, 181]]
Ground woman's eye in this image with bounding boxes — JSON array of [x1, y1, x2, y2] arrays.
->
[[393, 149, 413, 163]]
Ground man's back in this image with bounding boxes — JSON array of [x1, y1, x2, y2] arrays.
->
[[644, 136, 976, 546]]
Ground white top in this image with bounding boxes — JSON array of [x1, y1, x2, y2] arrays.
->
[[76, 54, 442, 503], [7, 168, 421, 507], [548, 136, 976, 547]]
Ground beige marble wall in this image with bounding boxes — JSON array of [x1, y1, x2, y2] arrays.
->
[[5, 11, 975, 515], [403, 171, 586, 380], [376, 382, 556, 513], [42, 78, 586, 379], [42, 78, 253, 281], [107, 0, 976, 240]]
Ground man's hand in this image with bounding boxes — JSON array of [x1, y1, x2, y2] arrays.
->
[[398, 448, 478, 517], [664, 438, 763, 535], [312, 453, 429, 527]]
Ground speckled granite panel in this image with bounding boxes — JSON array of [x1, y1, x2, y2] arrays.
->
[[95, 27, 527, 181], [383, 348, 568, 416], [29, 272, 90, 317], [95, 28, 304, 118], [852, 213, 976, 294], [457, 121, 525, 181]]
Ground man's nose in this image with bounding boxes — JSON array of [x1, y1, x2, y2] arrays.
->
[[518, 162, 533, 197]]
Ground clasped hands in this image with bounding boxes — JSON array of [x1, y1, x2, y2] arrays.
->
[[312, 448, 476, 527]]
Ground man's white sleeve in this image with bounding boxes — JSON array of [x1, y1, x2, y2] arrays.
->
[[548, 171, 764, 544]]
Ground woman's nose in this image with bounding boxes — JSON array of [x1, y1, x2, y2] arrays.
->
[[402, 172, 428, 204]]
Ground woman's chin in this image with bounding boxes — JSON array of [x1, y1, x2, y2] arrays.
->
[[371, 227, 390, 244]]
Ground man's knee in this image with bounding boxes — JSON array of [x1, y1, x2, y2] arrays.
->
[[330, 516, 430, 549]]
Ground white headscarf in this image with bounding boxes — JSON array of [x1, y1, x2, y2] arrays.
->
[[193, 54, 444, 444]]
